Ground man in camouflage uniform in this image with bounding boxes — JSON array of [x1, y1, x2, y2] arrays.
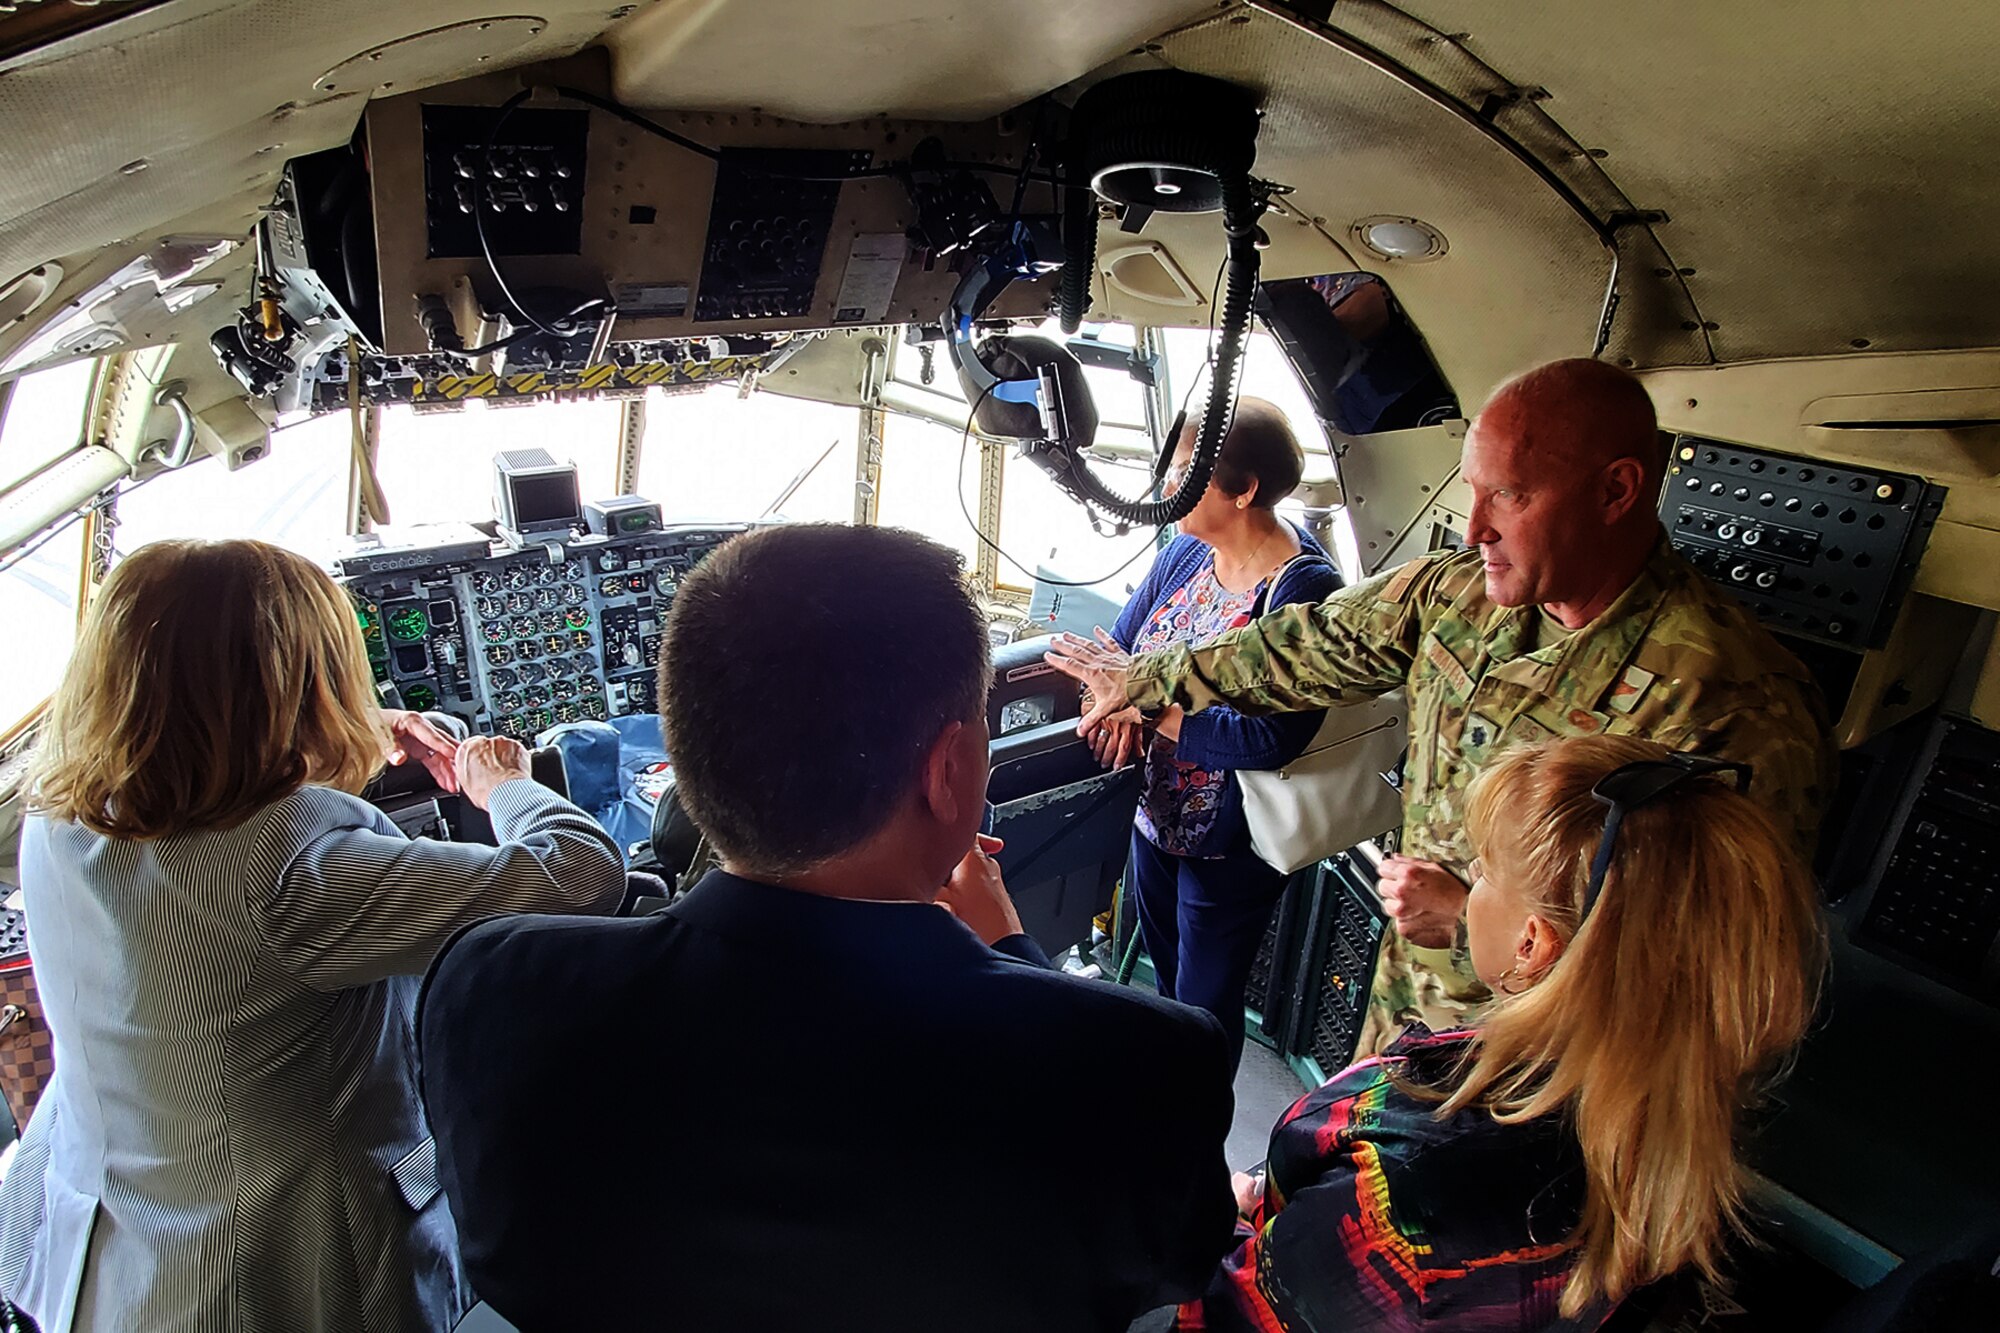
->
[[1048, 357, 1835, 1057]]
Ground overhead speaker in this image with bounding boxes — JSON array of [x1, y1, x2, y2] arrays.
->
[[1071, 71, 1260, 215]]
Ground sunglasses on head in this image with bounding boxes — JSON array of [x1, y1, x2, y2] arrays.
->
[[1580, 753, 1753, 920]]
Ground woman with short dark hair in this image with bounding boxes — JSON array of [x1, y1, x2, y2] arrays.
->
[[0, 539, 626, 1333], [1086, 398, 1340, 1067]]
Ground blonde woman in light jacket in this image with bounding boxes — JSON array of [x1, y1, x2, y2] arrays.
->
[[0, 539, 626, 1333]]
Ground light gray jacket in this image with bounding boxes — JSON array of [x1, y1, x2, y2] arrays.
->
[[0, 778, 624, 1333]]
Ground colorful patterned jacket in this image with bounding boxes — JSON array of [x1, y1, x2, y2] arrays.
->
[[1175, 1027, 1608, 1333]]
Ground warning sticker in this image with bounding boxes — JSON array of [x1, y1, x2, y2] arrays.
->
[[613, 282, 691, 319], [831, 233, 905, 323]]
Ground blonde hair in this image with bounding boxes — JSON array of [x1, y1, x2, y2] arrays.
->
[[31, 539, 390, 839], [1447, 735, 1825, 1317]]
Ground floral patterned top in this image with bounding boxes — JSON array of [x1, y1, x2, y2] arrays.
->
[[1131, 555, 1271, 857]]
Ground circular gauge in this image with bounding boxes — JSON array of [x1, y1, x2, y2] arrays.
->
[[553, 702, 581, 724], [580, 695, 607, 721], [386, 606, 429, 642], [524, 708, 553, 733], [403, 683, 438, 711], [534, 564, 560, 586], [550, 676, 577, 700], [568, 653, 597, 675], [562, 560, 584, 581], [495, 690, 524, 713], [505, 591, 533, 615], [569, 630, 592, 650], [562, 584, 587, 607], [523, 685, 551, 708], [565, 608, 592, 630], [485, 643, 515, 666], [488, 668, 518, 691], [475, 596, 505, 620], [655, 569, 677, 594], [504, 567, 530, 590], [495, 714, 525, 738], [510, 615, 538, 639], [540, 611, 565, 634], [596, 551, 624, 572], [542, 634, 568, 656], [598, 576, 623, 598], [472, 572, 501, 594], [356, 608, 382, 643], [516, 659, 547, 683], [535, 587, 559, 610]]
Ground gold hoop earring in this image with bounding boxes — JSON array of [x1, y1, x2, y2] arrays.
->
[[1494, 962, 1534, 996]]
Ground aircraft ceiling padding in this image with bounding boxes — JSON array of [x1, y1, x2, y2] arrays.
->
[[1144, 8, 1631, 409], [1393, 0, 2000, 362], [605, 0, 1225, 121]]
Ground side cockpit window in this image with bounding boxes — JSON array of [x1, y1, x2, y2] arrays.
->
[[1257, 273, 1458, 436]]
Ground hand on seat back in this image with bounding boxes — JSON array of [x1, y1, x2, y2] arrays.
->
[[382, 710, 461, 792], [457, 736, 532, 811]]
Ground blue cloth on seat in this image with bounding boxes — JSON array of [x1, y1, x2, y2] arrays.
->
[[540, 716, 671, 859]]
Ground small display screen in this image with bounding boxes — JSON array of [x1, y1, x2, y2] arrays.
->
[[510, 472, 581, 528]]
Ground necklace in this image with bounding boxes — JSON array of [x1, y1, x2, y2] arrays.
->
[[1215, 524, 1287, 592]]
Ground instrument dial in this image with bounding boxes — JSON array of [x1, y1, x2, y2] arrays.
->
[[596, 551, 624, 572], [488, 668, 518, 691], [523, 685, 551, 708], [580, 695, 607, 721], [510, 615, 538, 639], [495, 690, 524, 713], [569, 630, 592, 650], [472, 572, 501, 594], [562, 584, 587, 607], [505, 592, 533, 615], [553, 702, 581, 724], [402, 683, 438, 711], [550, 677, 578, 700], [562, 560, 584, 581], [386, 606, 429, 642], [534, 565, 560, 586], [565, 608, 592, 630], [475, 596, 505, 620], [540, 612, 566, 635], [485, 643, 515, 666], [516, 660, 547, 683], [543, 634, 567, 656], [599, 576, 624, 598], [482, 623, 505, 644], [504, 567, 530, 590], [535, 587, 560, 610]]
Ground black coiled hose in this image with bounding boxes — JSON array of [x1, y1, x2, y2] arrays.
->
[[1051, 176, 1263, 528], [1056, 182, 1096, 336]]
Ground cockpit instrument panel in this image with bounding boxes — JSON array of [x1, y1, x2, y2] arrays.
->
[[1661, 438, 1944, 650], [338, 522, 745, 739]]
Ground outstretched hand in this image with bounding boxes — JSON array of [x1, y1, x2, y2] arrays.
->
[[382, 710, 460, 792], [1043, 627, 1136, 733], [1378, 856, 1469, 950]]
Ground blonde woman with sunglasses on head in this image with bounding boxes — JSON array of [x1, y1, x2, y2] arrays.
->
[[1176, 734, 1826, 1331]]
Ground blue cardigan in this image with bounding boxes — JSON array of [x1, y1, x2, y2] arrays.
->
[[1112, 524, 1342, 856]]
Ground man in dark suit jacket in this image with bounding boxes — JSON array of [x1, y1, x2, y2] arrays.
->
[[419, 523, 1237, 1333]]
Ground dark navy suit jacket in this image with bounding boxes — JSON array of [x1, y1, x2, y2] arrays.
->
[[418, 870, 1237, 1333]]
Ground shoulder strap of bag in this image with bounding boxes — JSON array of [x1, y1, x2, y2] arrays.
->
[[1251, 547, 1333, 618]]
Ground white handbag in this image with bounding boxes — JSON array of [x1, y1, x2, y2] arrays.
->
[[1232, 550, 1407, 873], [1237, 690, 1408, 873]]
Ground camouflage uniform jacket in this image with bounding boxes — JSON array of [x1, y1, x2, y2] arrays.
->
[[1126, 535, 1837, 1052]]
